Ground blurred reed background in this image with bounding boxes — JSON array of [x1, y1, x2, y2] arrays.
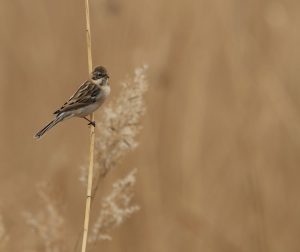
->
[[0, 0, 300, 251]]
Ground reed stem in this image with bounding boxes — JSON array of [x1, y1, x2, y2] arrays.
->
[[81, 0, 94, 251]]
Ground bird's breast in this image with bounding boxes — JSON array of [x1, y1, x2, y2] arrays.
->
[[100, 85, 111, 97]]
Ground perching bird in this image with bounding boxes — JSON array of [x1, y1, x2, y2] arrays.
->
[[34, 66, 110, 139]]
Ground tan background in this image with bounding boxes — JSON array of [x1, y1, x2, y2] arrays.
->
[[0, 0, 300, 251]]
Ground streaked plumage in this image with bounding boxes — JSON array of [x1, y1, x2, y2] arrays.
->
[[34, 66, 110, 139]]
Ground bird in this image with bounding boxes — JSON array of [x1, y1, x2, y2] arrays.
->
[[34, 66, 110, 139]]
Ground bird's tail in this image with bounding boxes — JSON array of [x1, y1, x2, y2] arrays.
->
[[34, 116, 64, 139]]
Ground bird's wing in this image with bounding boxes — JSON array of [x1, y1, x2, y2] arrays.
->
[[54, 80, 100, 114]]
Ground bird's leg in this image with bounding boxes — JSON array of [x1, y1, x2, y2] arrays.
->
[[83, 117, 96, 127]]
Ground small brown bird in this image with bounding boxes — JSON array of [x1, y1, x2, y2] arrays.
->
[[34, 66, 110, 139]]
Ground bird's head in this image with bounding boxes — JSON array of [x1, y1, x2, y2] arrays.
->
[[91, 66, 110, 85]]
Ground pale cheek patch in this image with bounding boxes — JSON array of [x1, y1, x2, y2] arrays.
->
[[93, 78, 102, 85]]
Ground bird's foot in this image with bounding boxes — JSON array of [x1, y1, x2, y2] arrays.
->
[[88, 121, 96, 127]]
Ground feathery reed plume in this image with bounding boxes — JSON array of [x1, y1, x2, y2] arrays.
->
[[22, 183, 65, 252], [80, 65, 148, 197], [0, 213, 8, 249], [89, 169, 140, 243], [76, 65, 148, 250]]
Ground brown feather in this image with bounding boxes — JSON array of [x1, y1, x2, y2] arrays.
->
[[53, 80, 100, 115]]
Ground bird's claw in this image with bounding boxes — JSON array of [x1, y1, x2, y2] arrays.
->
[[88, 121, 96, 127]]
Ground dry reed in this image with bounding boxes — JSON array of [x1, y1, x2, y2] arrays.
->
[[81, 0, 95, 251], [79, 65, 148, 250], [89, 169, 140, 243], [22, 183, 65, 252]]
